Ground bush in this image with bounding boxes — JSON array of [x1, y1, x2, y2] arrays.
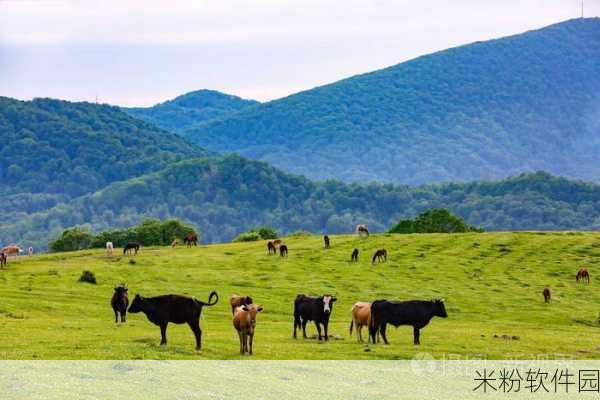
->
[[389, 209, 482, 234], [78, 270, 97, 284], [255, 226, 278, 240], [233, 231, 261, 242], [288, 230, 313, 237], [49, 228, 95, 252], [232, 226, 278, 242]]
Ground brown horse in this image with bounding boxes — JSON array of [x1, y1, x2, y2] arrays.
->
[[372, 249, 387, 264], [0, 252, 6, 268], [576, 268, 590, 284], [183, 234, 198, 247], [1, 246, 22, 257], [267, 241, 276, 255], [351, 248, 359, 262], [542, 287, 551, 303], [324, 235, 330, 249], [280, 244, 288, 257], [272, 239, 282, 248]]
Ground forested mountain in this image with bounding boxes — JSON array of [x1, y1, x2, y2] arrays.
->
[[0, 97, 207, 214], [183, 18, 600, 184], [124, 89, 259, 132], [4, 155, 599, 250]]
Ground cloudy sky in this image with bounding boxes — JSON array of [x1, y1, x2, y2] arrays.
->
[[1, 0, 598, 106]]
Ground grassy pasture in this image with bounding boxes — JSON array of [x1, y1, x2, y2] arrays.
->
[[0, 232, 599, 360]]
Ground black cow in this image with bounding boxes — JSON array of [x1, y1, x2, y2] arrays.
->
[[128, 291, 218, 349], [293, 294, 337, 341], [370, 299, 447, 345], [111, 285, 129, 323]]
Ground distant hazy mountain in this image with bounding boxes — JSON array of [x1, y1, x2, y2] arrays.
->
[[124, 89, 259, 132], [0, 96, 207, 212], [5, 155, 599, 249], [183, 18, 600, 184]]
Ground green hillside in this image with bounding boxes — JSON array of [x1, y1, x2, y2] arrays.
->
[[0, 96, 207, 217], [184, 18, 600, 184], [124, 89, 259, 132], [1, 232, 599, 359], [3, 155, 600, 250]]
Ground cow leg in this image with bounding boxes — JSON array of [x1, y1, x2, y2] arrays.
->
[[122, 310, 126, 323], [188, 320, 202, 350], [315, 322, 322, 341], [160, 323, 168, 346], [114, 309, 118, 323], [323, 321, 329, 341], [249, 332, 254, 355], [357, 325, 363, 343], [380, 323, 389, 345], [413, 326, 421, 345], [302, 319, 308, 339]]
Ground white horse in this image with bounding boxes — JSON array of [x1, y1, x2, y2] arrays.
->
[[106, 242, 114, 256]]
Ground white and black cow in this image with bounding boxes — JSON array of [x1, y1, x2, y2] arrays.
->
[[293, 294, 337, 341], [369, 299, 448, 345]]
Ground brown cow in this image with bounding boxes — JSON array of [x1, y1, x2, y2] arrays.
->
[[542, 287, 551, 303], [1, 246, 22, 257], [233, 303, 263, 355], [230, 295, 253, 314], [111, 285, 129, 323], [349, 301, 372, 342], [372, 249, 387, 264], [0, 252, 6, 268], [576, 268, 590, 284]]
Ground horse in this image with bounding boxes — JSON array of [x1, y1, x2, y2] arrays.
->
[[106, 242, 114, 256], [267, 241, 276, 255], [28, 247, 33, 256], [324, 235, 330, 249], [0, 252, 6, 268], [576, 268, 590, 284], [351, 248, 359, 262], [123, 242, 140, 256], [171, 239, 178, 248], [542, 287, 551, 303], [183, 234, 198, 247], [280, 244, 288, 257], [372, 249, 387, 264], [1, 246, 22, 257], [356, 224, 370, 237], [272, 239, 282, 248]]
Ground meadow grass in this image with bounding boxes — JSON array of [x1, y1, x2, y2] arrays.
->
[[0, 232, 599, 360]]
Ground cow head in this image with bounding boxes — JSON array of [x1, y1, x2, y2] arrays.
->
[[322, 295, 337, 314], [114, 284, 128, 297], [433, 299, 448, 318], [128, 294, 143, 313], [242, 304, 263, 326]]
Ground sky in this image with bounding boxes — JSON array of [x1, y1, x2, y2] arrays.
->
[[1, 0, 599, 106]]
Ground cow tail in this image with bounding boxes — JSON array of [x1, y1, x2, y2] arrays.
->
[[369, 304, 378, 343], [204, 291, 219, 306]]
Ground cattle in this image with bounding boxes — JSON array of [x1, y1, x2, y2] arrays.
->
[[128, 291, 218, 350], [372, 249, 387, 264], [267, 241, 276, 255], [0, 252, 6, 268], [280, 244, 288, 257], [324, 235, 330, 249], [576, 268, 590, 284], [106, 242, 114, 256], [111, 285, 129, 323], [542, 287, 551, 303], [349, 301, 372, 342], [233, 303, 263, 355], [1, 246, 22, 257], [356, 224, 370, 237], [123, 242, 140, 256], [230, 295, 253, 314], [27, 247, 33, 256], [183, 234, 198, 247], [351, 248, 359, 262], [293, 294, 337, 341], [370, 299, 448, 345]]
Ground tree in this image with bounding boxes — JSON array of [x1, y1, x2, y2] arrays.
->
[[389, 209, 482, 234]]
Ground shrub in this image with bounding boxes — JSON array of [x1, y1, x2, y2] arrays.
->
[[255, 226, 278, 240], [78, 270, 97, 284], [389, 208, 482, 234], [233, 231, 261, 242], [288, 230, 313, 237], [49, 227, 95, 252]]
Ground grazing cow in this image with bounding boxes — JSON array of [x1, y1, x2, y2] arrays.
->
[[349, 301, 372, 342], [183, 234, 198, 247], [230, 295, 253, 314], [1, 246, 22, 257], [280, 244, 288, 257], [123, 242, 140, 256], [293, 294, 337, 341], [372, 249, 387, 264], [128, 291, 218, 350], [233, 303, 263, 355], [356, 224, 370, 237], [27, 247, 33, 256], [106, 242, 114, 256], [370, 299, 448, 345], [111, 285, 129, 323], [576, 268, 590, 284], [324, 235, 330, 249], [267, 241, 276, 255], [0, 252, 6, 268], [542, 287, 551, 303], [351, 248, 359, 262]]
